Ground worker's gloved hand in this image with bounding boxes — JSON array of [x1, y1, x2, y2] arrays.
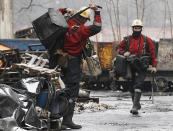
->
[[124, 51, 131, 57], [151, 67, 157, 73], [89, 4, 99, 11], [66, 8, 74, 15]]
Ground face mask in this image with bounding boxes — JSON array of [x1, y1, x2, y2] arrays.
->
[[132, 31, 141, 38]]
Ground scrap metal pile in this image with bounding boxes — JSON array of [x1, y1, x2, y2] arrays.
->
[[0, 42, 100, 130], [0, 48, 21, 85], [0, 77, 69, 130], [0, 44, 67, 130]]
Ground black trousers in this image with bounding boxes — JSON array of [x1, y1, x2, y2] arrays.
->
[[129, 67, 147, 93], [62, 57, 82, 101]]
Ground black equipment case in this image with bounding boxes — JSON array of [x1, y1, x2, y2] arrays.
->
[[32, 8, 69, 53], [114, 55, 127, 77]]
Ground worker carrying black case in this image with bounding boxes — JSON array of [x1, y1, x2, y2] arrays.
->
[[32, 8, 69, 53]]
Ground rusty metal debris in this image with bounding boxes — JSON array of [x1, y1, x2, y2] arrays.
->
[[0, 42, 63, 130], [76, 102, 110, 113], [0, 39, 102, 130]]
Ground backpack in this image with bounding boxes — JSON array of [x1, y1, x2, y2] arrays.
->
[[114, 55, 127, 77]]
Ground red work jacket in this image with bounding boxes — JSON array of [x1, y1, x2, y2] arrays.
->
[[59, 8, 102, 57], [118, 34, 157, 67]]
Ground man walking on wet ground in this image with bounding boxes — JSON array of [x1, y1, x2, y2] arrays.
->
[[118, 19, 157, 115]]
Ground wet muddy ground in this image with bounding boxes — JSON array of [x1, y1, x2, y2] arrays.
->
[[72, 90, 173, 131]]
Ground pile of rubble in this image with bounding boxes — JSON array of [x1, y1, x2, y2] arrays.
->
[[0, 44, 106, 130], [76, 102, 109, 113], [0, 45, 64, 130], [75, 89, 112, 113]]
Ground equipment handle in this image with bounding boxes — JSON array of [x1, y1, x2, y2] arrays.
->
[[97, 5, 103, 9], [69, 5, 102, 19]]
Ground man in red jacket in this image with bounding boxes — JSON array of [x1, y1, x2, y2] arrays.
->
[[118, 19, 157, 115], [58, 4, 101, 129]]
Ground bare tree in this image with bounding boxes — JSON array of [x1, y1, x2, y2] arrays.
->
[[141, 0, 145, 21], [111, 0, 121, 42], [0, 0, 13, 38], [111, 0, 119, 41], [135, 0, 139, 19], [126, 1, 129, 36], [163, 0, 167, 38], [18, 0, 45, 12], [166, 0, 173, 38], [105, 0, 116, 42], [116, 0, 121, 41], [112, 0, 121, 41], [18, 0, 33, 12]]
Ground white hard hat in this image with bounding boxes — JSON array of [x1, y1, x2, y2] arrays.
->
[[131, 19, 143, 27], [77, 6, 91, 20]]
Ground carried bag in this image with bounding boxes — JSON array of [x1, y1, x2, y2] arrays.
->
[[114, 55, 127, 77], [82, 39, 102, 76], [127, 54, 150, 71], [32, 8, 69, 53], [85, 55, 102, 76], [127, 54, 141, 71], [124, 35, 159, 65], [140, 55, 151, 70], [82, 39, 94, 58], [126, 36, 150, 71]]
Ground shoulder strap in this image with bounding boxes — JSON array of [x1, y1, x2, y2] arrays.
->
[[142, 35, 148, 54], [124, 35, 131, 51], [137, 36, 141, 53]]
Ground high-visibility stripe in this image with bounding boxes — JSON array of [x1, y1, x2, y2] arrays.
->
[[93, 22, 101, 26], [135, 89, 142, 92]]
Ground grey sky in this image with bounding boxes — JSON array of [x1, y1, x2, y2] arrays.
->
[[13, 0, 173, 40]]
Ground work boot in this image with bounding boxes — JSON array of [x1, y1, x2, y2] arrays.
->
[[61, 120, 82, 130], [130, 92, 141, 110], [130, 92, 134, 103], [61, 102, 82, 130], [130, 90, 141, 115]]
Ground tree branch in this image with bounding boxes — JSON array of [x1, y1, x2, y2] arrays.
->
[[18, 0, 45, 12]]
